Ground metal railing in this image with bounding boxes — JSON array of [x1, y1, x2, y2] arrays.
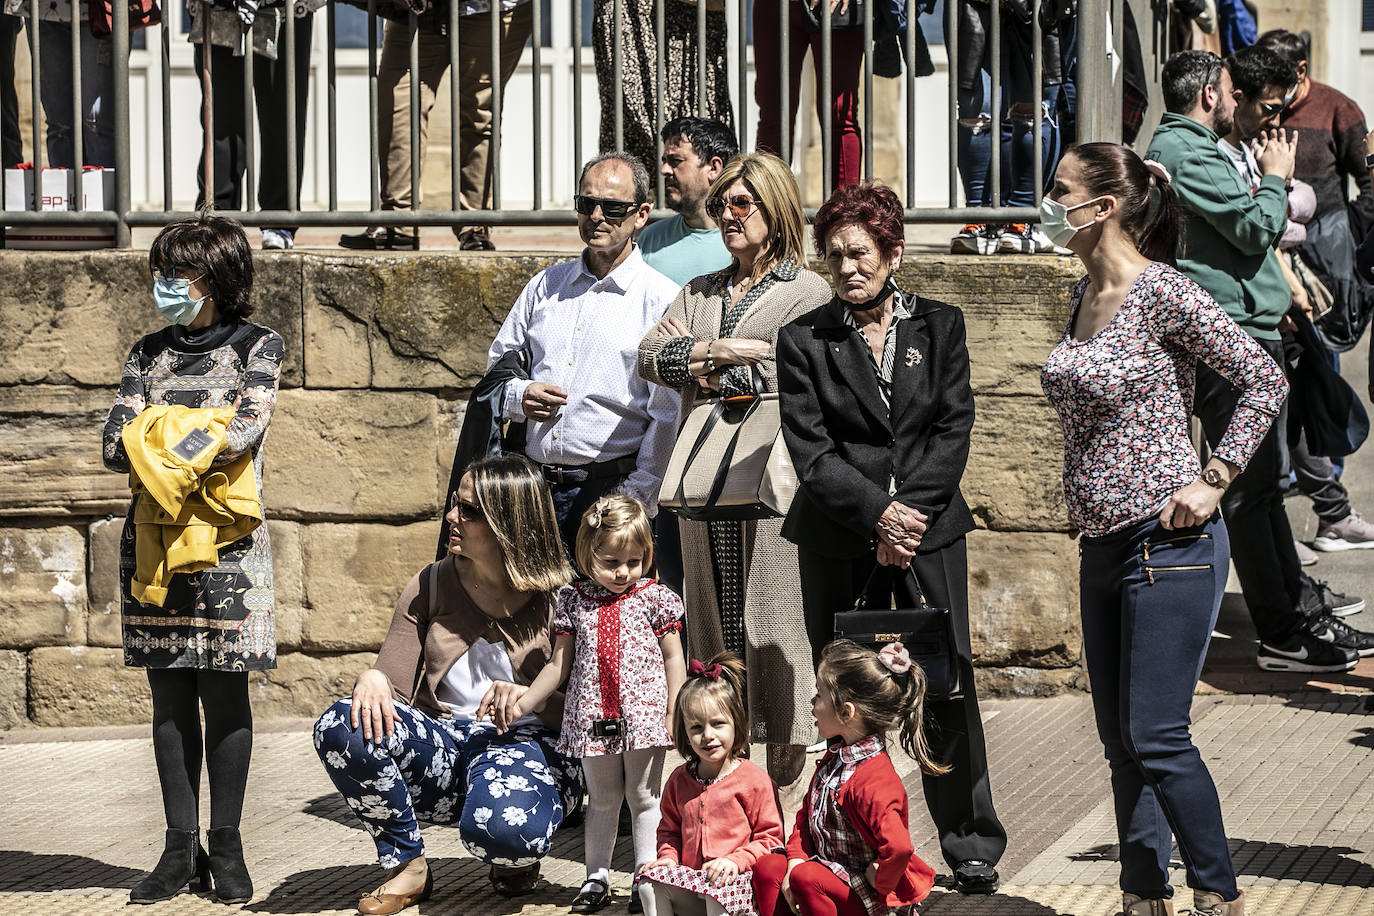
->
[[0, 0, 1151, 246]]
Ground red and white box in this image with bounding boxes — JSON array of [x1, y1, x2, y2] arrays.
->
[[4, 166, 117, 249]]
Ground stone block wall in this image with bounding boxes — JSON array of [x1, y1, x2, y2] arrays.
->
[[0, 250, 1084, 729]]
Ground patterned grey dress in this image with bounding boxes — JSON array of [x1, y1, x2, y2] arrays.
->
[[593, 0, 735, 179], [102, 318, 283, 672]]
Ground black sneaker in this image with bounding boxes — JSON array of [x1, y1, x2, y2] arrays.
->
[[1257, 630, 1358, 672], [953, 860, 999, 894], [1311, 578, 1366, 618], [1308, 613, 1374, 657]]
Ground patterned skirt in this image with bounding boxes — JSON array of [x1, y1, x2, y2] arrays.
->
[[119, 498, 277, 672], [641, 864, 759, 916]]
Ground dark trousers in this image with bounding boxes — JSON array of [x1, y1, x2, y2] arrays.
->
[[1078, 515, 1238, 900], [547, 471, 629, 569], [1194, 336, 1303, 643], [798, 537, 1007, 870], [0, 14, 20, 169], [194, 15, 312, 223]]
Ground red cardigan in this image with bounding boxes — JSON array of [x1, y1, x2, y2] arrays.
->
[[785, 751, 936, 907], [656, 758, 785, 870]]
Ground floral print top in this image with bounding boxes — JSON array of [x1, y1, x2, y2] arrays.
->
[[552, 577, 682, 758], [1041, 262, 1288, 537]]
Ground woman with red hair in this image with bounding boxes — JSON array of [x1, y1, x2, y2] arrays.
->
[[777, 181, 1007, 897]]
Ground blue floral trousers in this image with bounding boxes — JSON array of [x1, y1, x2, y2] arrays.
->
[[313, 697, 584, 869]]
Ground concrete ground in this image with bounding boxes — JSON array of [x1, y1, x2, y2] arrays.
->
[[4, 253, 1373, 915]]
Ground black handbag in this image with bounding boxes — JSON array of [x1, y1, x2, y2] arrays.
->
[[831, 564, 962, 700], [799, 0, 868, 33]]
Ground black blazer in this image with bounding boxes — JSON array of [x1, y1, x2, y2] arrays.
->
[[777, 293, 976, 559]]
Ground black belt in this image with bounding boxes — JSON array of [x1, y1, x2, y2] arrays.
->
[[541, 456, 637, 485]]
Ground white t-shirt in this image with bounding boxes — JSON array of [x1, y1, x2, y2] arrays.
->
[[436, 637, 539, 727]]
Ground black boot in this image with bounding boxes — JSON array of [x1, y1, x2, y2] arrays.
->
[[130, 828, 210, 904], [207, 826, 254, 903]]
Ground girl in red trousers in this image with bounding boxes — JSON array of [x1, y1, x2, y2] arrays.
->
[[638, 653, 784, 916], [753, 641, 946, 916]]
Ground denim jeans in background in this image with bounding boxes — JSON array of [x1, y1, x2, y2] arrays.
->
[[29, 20, 116, 167], [1078, 515, 1239, 901]]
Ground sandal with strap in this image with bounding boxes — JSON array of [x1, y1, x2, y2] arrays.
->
[[570, 878, 611, 913]]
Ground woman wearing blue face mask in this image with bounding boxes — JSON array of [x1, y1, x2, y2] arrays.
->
[[102, 213, 284, 907], [1040, 143, 1286, 916]]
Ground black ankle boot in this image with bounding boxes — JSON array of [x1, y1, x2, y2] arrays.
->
[[207, 826, 253, 903], [130, 828, 209, 904]]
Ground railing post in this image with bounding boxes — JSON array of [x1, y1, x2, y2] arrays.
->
[[1077, 0, 1121, 143], [112, 0, 131, 244]]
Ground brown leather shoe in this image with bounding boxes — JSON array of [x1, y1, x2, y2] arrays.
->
[[357, 868, 432, 915], [1122, 894, 1174, 916], [1192, 888, 1245, 915]]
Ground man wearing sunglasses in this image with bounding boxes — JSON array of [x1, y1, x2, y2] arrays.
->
[[487, 152, 681, 550]]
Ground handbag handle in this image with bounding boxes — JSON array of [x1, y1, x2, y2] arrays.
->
[[852, 560, 930, 612]]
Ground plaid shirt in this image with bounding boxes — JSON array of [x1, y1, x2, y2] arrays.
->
[[805, 735, 905, 916]]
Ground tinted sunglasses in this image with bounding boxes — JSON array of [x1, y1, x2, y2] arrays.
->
[[573, 195, 639, 221], [706, 195, 764, 222], [153, 265, 202, 281], [449, 493, 486, 523], [1258, 99, 1288, 117]]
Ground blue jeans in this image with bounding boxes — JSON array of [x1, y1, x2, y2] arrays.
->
[[28, 20, 116, 167], [1078, 515, 1238, 901], [313, 697, 584, 869]]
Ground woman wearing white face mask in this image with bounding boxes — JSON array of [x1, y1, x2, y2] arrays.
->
[[102, 213, 284, 907], [1040, 144, 1286, 916]]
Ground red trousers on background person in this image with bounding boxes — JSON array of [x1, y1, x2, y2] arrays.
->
[[752, 0, 865, 189], [753, 854, 867, 916]]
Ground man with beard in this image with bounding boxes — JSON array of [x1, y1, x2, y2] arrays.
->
[[488, 152, 681, 550], [638, 117, 738, 287], [1146, 50, 1358, 674]]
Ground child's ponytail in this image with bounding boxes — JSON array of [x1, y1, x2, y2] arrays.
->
[[818, 640, 950, 776]]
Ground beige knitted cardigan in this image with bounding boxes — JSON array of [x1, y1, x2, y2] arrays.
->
[[638, 264, 833, 746]]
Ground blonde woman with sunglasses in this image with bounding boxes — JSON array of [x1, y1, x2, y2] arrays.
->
[[638, 152, 832, 798]]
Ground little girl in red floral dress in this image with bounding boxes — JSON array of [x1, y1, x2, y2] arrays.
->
[[638, 652, 785, 916], [506, 495, 686, 913]]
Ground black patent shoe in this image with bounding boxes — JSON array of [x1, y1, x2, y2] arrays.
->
[[627, 879, 643, 913], [571, 877, 611, 913], [130, 829, 211, 904], [953, 859, 1000, 894], [339, 226, 420, 251], [490, 862, 541, 897]]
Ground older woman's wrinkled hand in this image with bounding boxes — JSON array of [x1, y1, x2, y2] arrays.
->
[[877, 541, 913, 569], [876, 501, 926, 541], [351, 668, 399, 742], [477, 680, 535, 733]]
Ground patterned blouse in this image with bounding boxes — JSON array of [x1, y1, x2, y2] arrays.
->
[[1041, 262, 1288, 537]]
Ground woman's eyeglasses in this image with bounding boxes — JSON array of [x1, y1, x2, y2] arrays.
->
[[153, 265, 202, 281], [573, 195, 639, 221], [706, 195, 764, 222], [449, 494, 487, 524]]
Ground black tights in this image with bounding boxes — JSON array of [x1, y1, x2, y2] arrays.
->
[[146, 669, 253, 832]]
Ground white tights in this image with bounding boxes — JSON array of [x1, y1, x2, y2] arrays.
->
[[580, 747, 666, 881], [639, 881, 728, 916]]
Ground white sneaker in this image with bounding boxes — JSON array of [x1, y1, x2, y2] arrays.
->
[[1312, 510, 1374, 551], [997, 223, 1054, 254], [1294, 539, 1319, 566], [261, 228, 294, 250], [950, 223, 1002, 255]]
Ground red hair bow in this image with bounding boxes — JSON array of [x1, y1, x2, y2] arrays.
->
[[687, 659, 722, 680]]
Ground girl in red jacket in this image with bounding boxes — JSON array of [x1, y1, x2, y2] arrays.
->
[[638, 653, 785, 916], [753, 640, 947, 916]]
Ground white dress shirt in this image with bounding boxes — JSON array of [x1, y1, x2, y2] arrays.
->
[[487, 245, 682, 512]]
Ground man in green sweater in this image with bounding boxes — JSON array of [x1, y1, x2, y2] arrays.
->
[[1146, 50, 1360, 674]]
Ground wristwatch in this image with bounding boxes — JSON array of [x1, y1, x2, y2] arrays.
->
[[1202, 468, 1230, 491], [1365, 152, 1374, 170]]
